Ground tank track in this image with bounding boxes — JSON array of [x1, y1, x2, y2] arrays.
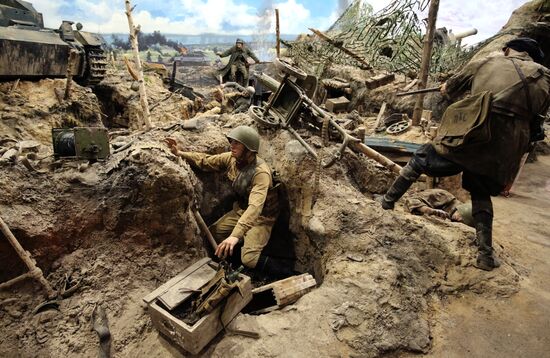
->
[[85, 46, 107, 85]]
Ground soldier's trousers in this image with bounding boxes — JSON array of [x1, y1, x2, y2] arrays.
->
[[230, 62, 248, 86], [404, 144, 494, 257], [209, 207, 274, 268]]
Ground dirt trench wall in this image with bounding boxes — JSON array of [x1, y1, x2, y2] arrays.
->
[[208, 121, 522, 357], [0, 125, 232, 282]]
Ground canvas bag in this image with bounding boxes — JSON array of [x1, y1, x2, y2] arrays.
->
[[433, 90, 493, 151], [433, 59, 541, 154]]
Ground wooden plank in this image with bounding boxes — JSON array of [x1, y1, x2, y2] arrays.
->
[[221, 276, 252, 325], [158, 264, 216, 310], [143, 257, 211, 304], [402, 78, 418, 92], [365, 73, 395, 89], [373, 102, 387, 130]]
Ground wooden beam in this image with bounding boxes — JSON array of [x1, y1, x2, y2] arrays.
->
[[275, 9, 280, 58], [412, 0, 440, 126]]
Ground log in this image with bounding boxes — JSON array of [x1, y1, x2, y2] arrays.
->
[[412, 0, 440, 126], [125, 0, 153, 130]]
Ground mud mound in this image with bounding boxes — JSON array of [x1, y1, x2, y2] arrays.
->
[[0, 79, 103, 145]]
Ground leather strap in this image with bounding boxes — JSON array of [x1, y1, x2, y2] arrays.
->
[[510, 59, 533, 116]]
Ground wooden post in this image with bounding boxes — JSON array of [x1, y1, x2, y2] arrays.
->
[[64, 49, 78, 100], [275, 9, 280, 58], [411, 0, 440, 126], [0, 215, 55, 298], [373, 102, 387, 130], [125, 0, 153, 130]]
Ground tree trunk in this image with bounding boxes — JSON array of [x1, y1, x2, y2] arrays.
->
[[125, 0, 153, 130]]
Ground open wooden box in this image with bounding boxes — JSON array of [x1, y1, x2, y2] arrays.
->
[[143, 258, 252, 354]]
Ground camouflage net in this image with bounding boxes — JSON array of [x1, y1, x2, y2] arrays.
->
[[287, 0, 476, 76]]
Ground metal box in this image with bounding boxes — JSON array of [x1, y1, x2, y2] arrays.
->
[[143, 258, 252, 355], [52, 127, 110, 160]]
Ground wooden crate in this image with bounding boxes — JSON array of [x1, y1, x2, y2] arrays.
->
[[247, 273, 317, 314], [325, 96, 350, 113], [143, 258, 252, 354]]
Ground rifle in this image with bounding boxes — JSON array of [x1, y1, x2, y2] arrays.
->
[[396, 86, 441, 97]]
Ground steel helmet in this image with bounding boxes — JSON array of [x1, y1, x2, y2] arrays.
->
[[245, 86, 256, 96], [227, 125, 260, 152], [454, 203, 474, 228], [236, 38, 244, 44]]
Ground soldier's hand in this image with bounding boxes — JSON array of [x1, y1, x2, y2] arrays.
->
[[215, 236, 240, 258], [427, 208, 449, 219], [440, 83, 447, 96], [164, 137, 179, 156]]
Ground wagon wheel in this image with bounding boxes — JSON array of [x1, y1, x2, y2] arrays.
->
[[386, 120, 411, 135], [248, 105, 280, 128], [274, 58, 307, 80]]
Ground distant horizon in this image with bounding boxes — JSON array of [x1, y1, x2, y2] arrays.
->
[[29, 0, 529, 46]]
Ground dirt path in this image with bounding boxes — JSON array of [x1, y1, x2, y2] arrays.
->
[[414, 155, 550, 358]]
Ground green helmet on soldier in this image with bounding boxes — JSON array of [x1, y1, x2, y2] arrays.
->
[[227, 125, 260, 152]]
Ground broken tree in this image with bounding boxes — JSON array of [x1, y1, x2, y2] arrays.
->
[[124, 0, 153, 130]]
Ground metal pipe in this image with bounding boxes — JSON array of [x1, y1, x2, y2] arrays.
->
[[254, 72, 281, 92], [286, 127, 319, 159]]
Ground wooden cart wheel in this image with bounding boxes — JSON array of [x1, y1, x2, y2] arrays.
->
[[248, 105, 280, 128], [386, 120, 411, 135], [274, 58, 307, 80]]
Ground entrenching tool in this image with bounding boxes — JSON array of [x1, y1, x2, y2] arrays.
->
[[0, 215, 56, 298]]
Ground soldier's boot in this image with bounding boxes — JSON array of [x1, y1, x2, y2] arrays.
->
[[378, 164, 420, 210], [256, 254, 295, 280], [471, 200, 500, 271]]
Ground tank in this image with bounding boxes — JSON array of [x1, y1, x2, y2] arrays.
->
[[0, 0, 107, 85]]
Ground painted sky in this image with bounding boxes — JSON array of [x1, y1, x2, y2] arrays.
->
[[30, 0, 529, 44]]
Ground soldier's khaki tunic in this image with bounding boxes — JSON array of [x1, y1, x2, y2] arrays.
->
[[405, 189, 460, 215], [180, 151, 277, 268], [440, 51, 550, 191]]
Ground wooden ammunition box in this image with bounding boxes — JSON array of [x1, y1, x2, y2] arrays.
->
[[325, 96, 350, 113], [143, 258, 252, 354]]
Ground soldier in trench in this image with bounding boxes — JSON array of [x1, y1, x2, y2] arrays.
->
[[378, 37, 550, 271], [165, 126, 293, 278]]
